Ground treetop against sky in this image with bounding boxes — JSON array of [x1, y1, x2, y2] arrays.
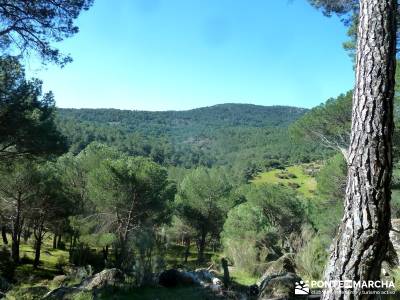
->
[[27, 0, 354, 111]]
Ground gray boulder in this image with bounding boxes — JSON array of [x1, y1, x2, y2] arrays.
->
[[63, 265, 93, 281], [79, 268, 124, 291], [258, 272, 301, 300], [257, 254, 296, 286], [43, 268, 123, 299]]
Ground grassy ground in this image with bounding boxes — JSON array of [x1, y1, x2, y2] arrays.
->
[[1, 235, 257, 299], [1, 235, 68, 284], [251, 163, 319, 197], [164, 244, 214, 270], [229, 269, 258, 286]]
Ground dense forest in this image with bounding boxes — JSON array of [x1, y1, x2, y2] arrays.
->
[[55, 104, 329, 179], [3, 54, 399, 299]]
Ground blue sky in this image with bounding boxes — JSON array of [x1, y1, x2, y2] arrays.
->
[[27, 0, 354, 111]]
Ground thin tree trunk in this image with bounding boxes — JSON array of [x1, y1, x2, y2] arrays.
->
[[23, 227, 30, 242], [222, 257, 230, 287], [53, 234, 57, 249], [102, 245, 109, 261], [57, 234, 62, 248], [11, 232, 19, 263], [322, 0, 397, 299], [197, 231, 207, 262], [184, 237, 190, 263], [1, 226, 8, 245], [11, 196, 22, 263], [33, 236, 42, 269]]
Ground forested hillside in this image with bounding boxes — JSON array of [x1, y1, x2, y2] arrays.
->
[[56, 104, 329, 175]]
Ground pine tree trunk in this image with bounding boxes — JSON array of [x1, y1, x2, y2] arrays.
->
[[53, 234, 57, 249], [322, 0, 397, 299], [197, 231, 207, 262], [184, 237, 190, 263], [11, 197, 22, 263], [57, 234, 62, 248], [33, 236, 42, 269]]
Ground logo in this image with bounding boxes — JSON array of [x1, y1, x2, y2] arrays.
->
[[295, 281, 310, 295]]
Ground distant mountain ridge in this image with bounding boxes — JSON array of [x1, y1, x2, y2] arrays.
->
[[58, 103, 308, 139]]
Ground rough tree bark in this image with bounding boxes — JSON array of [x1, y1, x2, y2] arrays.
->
[[322, 0, 397, 299]]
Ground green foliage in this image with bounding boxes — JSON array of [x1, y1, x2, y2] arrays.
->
[[222, 202, 277, 275], [245, 184, 306, 237], [392, 190, 400, 218], [55, 255, 67, 273], [72, 291, 94, 300], [176, 167, 233, 261], [56, 104, 327, 171], [307, 0, 358, 16], [0, 1, 94, 65], [295, 235, 329, 281], [316, 154, 347, 200], [291, 77, 400, 160], [222, 184, 306, 275], [88, 155, 175, 230], [69, 244, 104, 271], [0, 246, 14, 281], [290, 91, 352, 155], [252, 164, 318, 197], [6, 285, 50, 300], [310, 154, 347, 238], [0, 57, 66, 160]]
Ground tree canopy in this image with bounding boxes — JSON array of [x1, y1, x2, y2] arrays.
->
[[0, 56, 66, 159], [0, 0, 93, 65]]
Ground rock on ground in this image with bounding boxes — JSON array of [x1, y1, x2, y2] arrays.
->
[[257, 253, 296, 286], [79, 268, 124, 290], [43, 268, 123, 299], [258, 272, 302, 300]]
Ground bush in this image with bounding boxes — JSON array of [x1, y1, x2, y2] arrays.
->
[[288, 182, 300, 189], [0, 246, 15, 281], [20, 252, 33, 265], [69, 244, 104, 272], [7, 286, 50, 300], [55, 256, 68, 273], [224, 239, 261, 275], [72, 291, 94, 300], [210, 254, 221, 269], [295, 235, 328, 281]]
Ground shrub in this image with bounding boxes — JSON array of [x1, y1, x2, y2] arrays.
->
[[55, 256, 68, 273], [69, 244, 104, 272], [20, 252, 33, 265], [72, 291, 94, 300], [288, 182, 300, 189], [224, 239, 260, 275], [7, 286, 50, 300], [295, 235, 328, 281], [0, 246, 15, 281]]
